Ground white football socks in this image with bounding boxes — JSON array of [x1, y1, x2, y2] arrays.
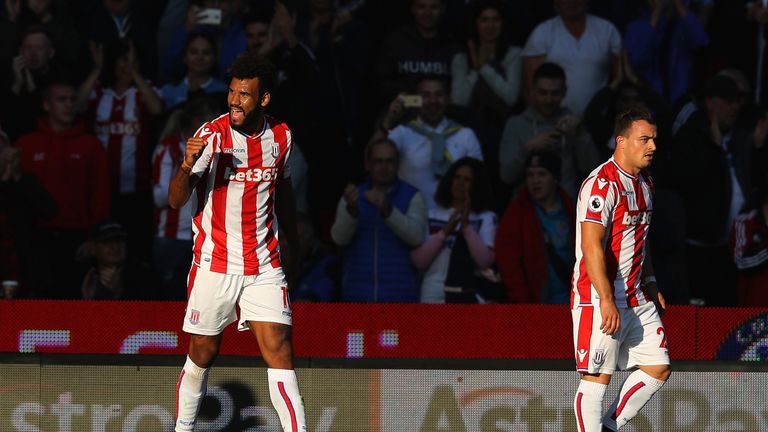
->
[[175, 356, 209, 432], [268, 368, 307, 432], [574, 379, 608, 432], [603, 369, 666, 430]]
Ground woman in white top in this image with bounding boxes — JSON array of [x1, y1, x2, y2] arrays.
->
[[411, 157, 498, 303], [450, 0, 522, 111]]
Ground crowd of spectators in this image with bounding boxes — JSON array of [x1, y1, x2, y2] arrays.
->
[[1, 0, 768, 307]]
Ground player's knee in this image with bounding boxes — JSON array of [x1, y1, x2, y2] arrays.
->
[[643, 364, 671, 382], [189, 336, 221, 367], [658, 365, 671, 381]]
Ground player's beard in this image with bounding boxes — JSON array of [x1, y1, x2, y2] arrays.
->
[[230, 106, 263, 135]]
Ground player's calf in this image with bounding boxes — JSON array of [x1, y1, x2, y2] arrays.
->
[[574, 378, 608, 432], [175, 356, 210, 432], [602, 367, 669, 430], [268, 368, 307, 432]]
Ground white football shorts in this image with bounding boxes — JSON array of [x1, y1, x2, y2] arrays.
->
[[182, 264, 293, 336], [572, 301, 670, 375]]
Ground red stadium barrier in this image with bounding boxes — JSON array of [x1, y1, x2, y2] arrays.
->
[[0, 301, 765, 360]]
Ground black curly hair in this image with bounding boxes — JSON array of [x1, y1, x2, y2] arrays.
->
[[229, 52, 276, 97]]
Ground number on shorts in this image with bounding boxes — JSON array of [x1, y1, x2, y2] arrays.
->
[[281, 286, 290, 309], [657, 327, 668, 349]]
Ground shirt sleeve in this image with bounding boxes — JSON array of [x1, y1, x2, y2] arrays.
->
[[578, 175, 617, 226], [387, 126, 407, 150], [477, 212, 498, 248], [606, 20, 622, 56], [732, 212, 768, 271], [450, 52, 478, 106], [330, 195, 359, 246], [191, 122, 218, 176], [478, 46, 522, 107], [152, 143, 172, 208], [522, 22, 551, 57], [385, 191, 427, 247], [282, 127, 293, 179], [462, 128, 484, 161]]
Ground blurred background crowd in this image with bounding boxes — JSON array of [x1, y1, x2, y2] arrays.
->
[[1, 0, 768, 307]]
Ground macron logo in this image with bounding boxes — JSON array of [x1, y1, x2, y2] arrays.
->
[[223, 166, 278, 182], [622, 211, 652, 226], [577, 349, 588, 363]]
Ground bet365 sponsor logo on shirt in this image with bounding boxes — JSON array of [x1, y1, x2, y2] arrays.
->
[[223, 166, 278, 182], [622, 211, 651, 226]]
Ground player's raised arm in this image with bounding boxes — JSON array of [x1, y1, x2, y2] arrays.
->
[[168, 136, 207, 209], [581, 221, 620, 336]]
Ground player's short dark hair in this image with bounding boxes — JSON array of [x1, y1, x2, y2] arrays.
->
[[434, 157, 494, 213], [230, 52, 276, 96], [613, 106, 656, 137], [533, 62, 566, 85], [365, 138, 399, 162]]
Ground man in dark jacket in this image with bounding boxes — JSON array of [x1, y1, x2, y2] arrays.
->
[[330, 139, 427, 302], [496, 150, 575, 303], [374, 0, 459, 106], [0, 125, 56, 298], [671, 75, 754, 306]]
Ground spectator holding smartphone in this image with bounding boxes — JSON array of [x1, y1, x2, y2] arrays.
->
[[372, 76, 483, 210], [499, 62, 598, 198], [160, 0, 246, 83]]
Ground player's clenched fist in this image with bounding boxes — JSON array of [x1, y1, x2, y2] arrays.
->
[[599, 300, 620, 336], [182, 137, 207, 171]]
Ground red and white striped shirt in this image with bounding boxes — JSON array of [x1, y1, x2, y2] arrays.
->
[[190, 114, 293, 275], [571, 158, 654, 309], [152, 134, 192, 240], [91, 86, 157, 194]]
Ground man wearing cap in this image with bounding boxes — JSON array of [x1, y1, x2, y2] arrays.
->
[[79, 220, 155, 300], [495, 150, 575, 304], [671, 73, 757, 306]]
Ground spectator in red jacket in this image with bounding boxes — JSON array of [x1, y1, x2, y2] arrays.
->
[[15, 80, 110, 298], [496, 150, 575, 304], [731, 173, 768, 306]]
